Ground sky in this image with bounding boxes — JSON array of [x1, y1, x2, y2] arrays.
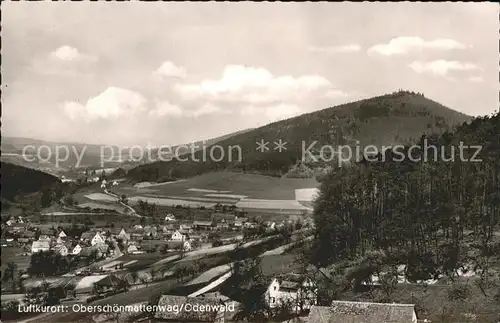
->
[[2, 2, 498, 146]]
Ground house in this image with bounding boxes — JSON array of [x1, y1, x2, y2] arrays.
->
[[94, 242, 109, 254], [265, 275, 317, 313], [193, 220, 214, 231], [53, 244, 68, 256], [58, 230, 67, 239], [165, 240, 192, 252], [112, 181, 119, 186], [100, 183, 106, 188], [31, 240, 50, 253], [243, 222, 257, 229], [179, 223, 193, 233], [132, 224, 143, 230], [117, 228, 130, 241], [143, 226, 158, 238], [307, 301, 418, 323], [267, 222, 276, 231], [38, 235, 51, 242], [171, 230, 187, 241], [130, 232, 144, 241], [91, 232, 105, 246], [127, 244, 140, 254], [165, 214, 176, 222], [72, 244, 83, 255], [233, 219, 243, 229], [80, 231, 95, 242], [93, 274, 127, 294]]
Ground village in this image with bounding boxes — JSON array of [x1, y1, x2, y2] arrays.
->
[[1, 176, 332, 323]]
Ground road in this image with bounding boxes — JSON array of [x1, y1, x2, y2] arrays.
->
[[104, 189, 141, 217]]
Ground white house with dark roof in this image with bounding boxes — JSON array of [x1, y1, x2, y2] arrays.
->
[[31, 240, 50, 253], [91, 232, 105, 246], [307, 301, 418, 323], [72, 244, 83, 255], [38, 234, 51, 242], [171, 230, 187, 241], [165, 214, 176, 222], [265, 275, 317, 313], [53, 244, 69, 256], [117, 228, 130, 241]]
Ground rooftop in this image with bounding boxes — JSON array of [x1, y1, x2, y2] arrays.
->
[[308, 301, 416, 323]]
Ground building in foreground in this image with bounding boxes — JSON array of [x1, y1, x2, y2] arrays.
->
[[307, 301, 418, 323]]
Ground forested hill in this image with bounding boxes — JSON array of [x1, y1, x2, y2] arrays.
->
[[1, 162, 60, 202], [127, 91, 470, 181], [312, 110, 499, 273]]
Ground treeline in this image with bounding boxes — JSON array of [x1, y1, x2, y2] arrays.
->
[[311, 112, 500, 282], [28, 251, 80, 277], [0, 162, 60, 201]]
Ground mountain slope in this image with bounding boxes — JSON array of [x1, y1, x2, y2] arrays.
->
[[127, 91, 471, 181], [1, 161, 60, 202]]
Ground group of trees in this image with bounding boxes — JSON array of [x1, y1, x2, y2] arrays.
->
[[311, 113, 500, 289], [2, 262, 24, 293], [28, 251, 80, 277]]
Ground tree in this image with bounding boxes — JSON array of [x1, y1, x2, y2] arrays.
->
[[130, 271, 139, 284], [3, 262, 18, 292], [228, 258, 268, 320], [40, 189, 53, 208]]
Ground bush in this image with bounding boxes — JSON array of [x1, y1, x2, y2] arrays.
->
[[447, 283, 470, 301]]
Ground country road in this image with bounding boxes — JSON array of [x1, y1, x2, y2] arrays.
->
[[104, 189, 141, 217]]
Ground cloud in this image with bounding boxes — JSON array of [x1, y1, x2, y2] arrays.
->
[[408, 60, 481, 77], [154, 61, 187, 79], [309, 44, 361, 54], [30, 46, 96, 76], [188, 103, 229, 118], [468, 76, 484, 83], [51, 46, 82, 61], [174, 65, 332, 103], [368, 37, 468, 56], [62, 87, 147, 122], [149, 101, 183, 117], [50, 45, 95, 62]]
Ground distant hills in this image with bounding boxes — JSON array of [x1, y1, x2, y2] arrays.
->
[[1, 129, 252, 177], [127, 90, 471, 181]]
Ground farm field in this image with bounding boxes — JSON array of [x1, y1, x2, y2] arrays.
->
[[77, 202, 128, 213], [115, 172, 319, 200], [1, 246, 30, 273], [185, 263, 232, 286], [84, 193, 119, 202], [235, 198, 310, 211], [260, 254, 303, 276], [128, 196, 217, 208]]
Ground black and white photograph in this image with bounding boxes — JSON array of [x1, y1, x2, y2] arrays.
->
[[1, 2, 499, 323]]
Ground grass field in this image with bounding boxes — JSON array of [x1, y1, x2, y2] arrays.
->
[[127, 196, 216, 208], [116, 172, 319, 200], [1, 247, 30, 273], [84, 193, 119, 202], [260, 254, 303, 276]]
